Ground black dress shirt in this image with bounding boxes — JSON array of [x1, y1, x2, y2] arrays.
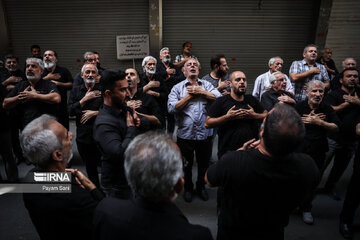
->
[[68, 83, 103, 144]]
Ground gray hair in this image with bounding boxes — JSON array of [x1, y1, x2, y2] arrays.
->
[[83, 51, 95, 61], [268, 56, 282, 67], [342, 58, 357, 69], [20, 115, 62, 169], [269, 71, 284, 83], [26, 58, 44, 70], [306, 80, 325, 93], [81, 63, 98, 74], [124, 131, 183, 202], [141, 56, 157, 68], [303, 44, 318, 54], [159, 47, 169, 56]]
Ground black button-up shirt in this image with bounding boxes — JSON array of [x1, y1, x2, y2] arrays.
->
[[68, 83, 103, 144]]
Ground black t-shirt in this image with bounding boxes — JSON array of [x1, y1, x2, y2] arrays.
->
[[6, 79, 59, 129], [207, 149, 319, 238], [324, 88, 360, 143], [207, 94, 264, 158], [295, 100, 340, 152]]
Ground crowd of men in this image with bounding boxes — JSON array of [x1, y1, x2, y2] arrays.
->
[[0, 42, 359, 239]]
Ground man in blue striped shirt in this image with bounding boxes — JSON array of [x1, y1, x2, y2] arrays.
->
[[289, 44, 330, 102]]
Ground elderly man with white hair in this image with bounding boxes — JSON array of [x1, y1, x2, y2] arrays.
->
[[21, 114, 104, 240], [3, 58, 60, 129], [156, 47, 185, 132], [93, 131, 213, 239], [139, 56, 167, 121], [260, 71, 296, 111], [252, 56, 294, 101]]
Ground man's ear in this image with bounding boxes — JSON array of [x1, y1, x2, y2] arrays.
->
[[52, 149, 63, 162], [104, 89, 111, 97], [174, 177, 184, 194]]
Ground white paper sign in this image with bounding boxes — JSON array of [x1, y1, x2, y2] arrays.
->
[[116, 34, 149, 60]]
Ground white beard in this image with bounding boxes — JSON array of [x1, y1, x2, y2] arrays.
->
[[26, 72, 41, 81], [44, 61, 55, 69], [145, 68, 156, 75], [163, 57, 171, 64]]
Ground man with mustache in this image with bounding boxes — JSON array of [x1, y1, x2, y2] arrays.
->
[[330, 57, 357, 91], [206, 71, 267, 159], [139, 56, 167, 125], [290, 44, 330, 102], [68, 63, 102, 187], [42, 50, 73, 129], [295, 80, 340, 225], [168, 58, 221, 202], [317, 48, 338, 80], [253, 56, 294, 101], [3, 58, 60, 129], [202, 54, 231, 95], [73, 52, 103, 87], [322, 68, 360, 201], [1, 55, 26, 92], [156, 47, 185, 132], [260, 71, 295, 111]]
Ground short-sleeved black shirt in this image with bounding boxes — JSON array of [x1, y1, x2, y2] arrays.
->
[[295, 100, 341, 152], [207, 94, 264, 158], [207, 149, 319, 239], [324, 88, 360, 143], [6, 79, 59, 129], [68, 83, 103, 144]]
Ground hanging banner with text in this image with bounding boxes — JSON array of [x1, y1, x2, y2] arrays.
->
[[116, 34, 149, 60]]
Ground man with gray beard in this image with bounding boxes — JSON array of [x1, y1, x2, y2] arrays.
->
[[42, 50, 73, 129], [139, 56, 167, 122], [156, 47, 185, 132], [3, 58, 61, 129]]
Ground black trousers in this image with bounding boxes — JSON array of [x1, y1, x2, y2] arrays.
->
[[340, 143, 360, 224], [176, 137, 212, 191], [76, 140, 101, 188], [0, 128, 18, 181], [325, 139, 356, 190]]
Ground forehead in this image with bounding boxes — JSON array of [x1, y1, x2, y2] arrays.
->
[[309, 84, 324, 91], [125, 68, 137, 75], [232, 71, 246, 79], [184, 43, 192, 48], [325, 49, 332, 53], [115, 79, 129, 88], [220, 58, 227, 63], [344, 70, 359, 76], [185, 59, 197, 65], [44, 50, 54, 55], [87, 54, 96, 59], [49, 121, 66, 140], [161, 49, 169, 54], [273, 58, 283, 64], [6, 58, 17, 63], [146, 59, 155, 64], [306, 46, 317, 52], [345, 59, 355, 64], [27, 61, 40, 67], [275, 73, 285, 79], [83, 65, 97, 72]]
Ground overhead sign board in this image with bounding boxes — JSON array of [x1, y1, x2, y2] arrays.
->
[[116, 34, 149, 60]]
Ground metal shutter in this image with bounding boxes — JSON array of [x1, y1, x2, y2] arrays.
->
[[163, 0, 320, 90], [3, 0, 148, 75], [325, 0, 360, 70]]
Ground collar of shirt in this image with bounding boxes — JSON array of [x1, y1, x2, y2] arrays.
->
[[102, 103, 127, 118], [184, 79, 203, 86], [301, 59, 318, 67]]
